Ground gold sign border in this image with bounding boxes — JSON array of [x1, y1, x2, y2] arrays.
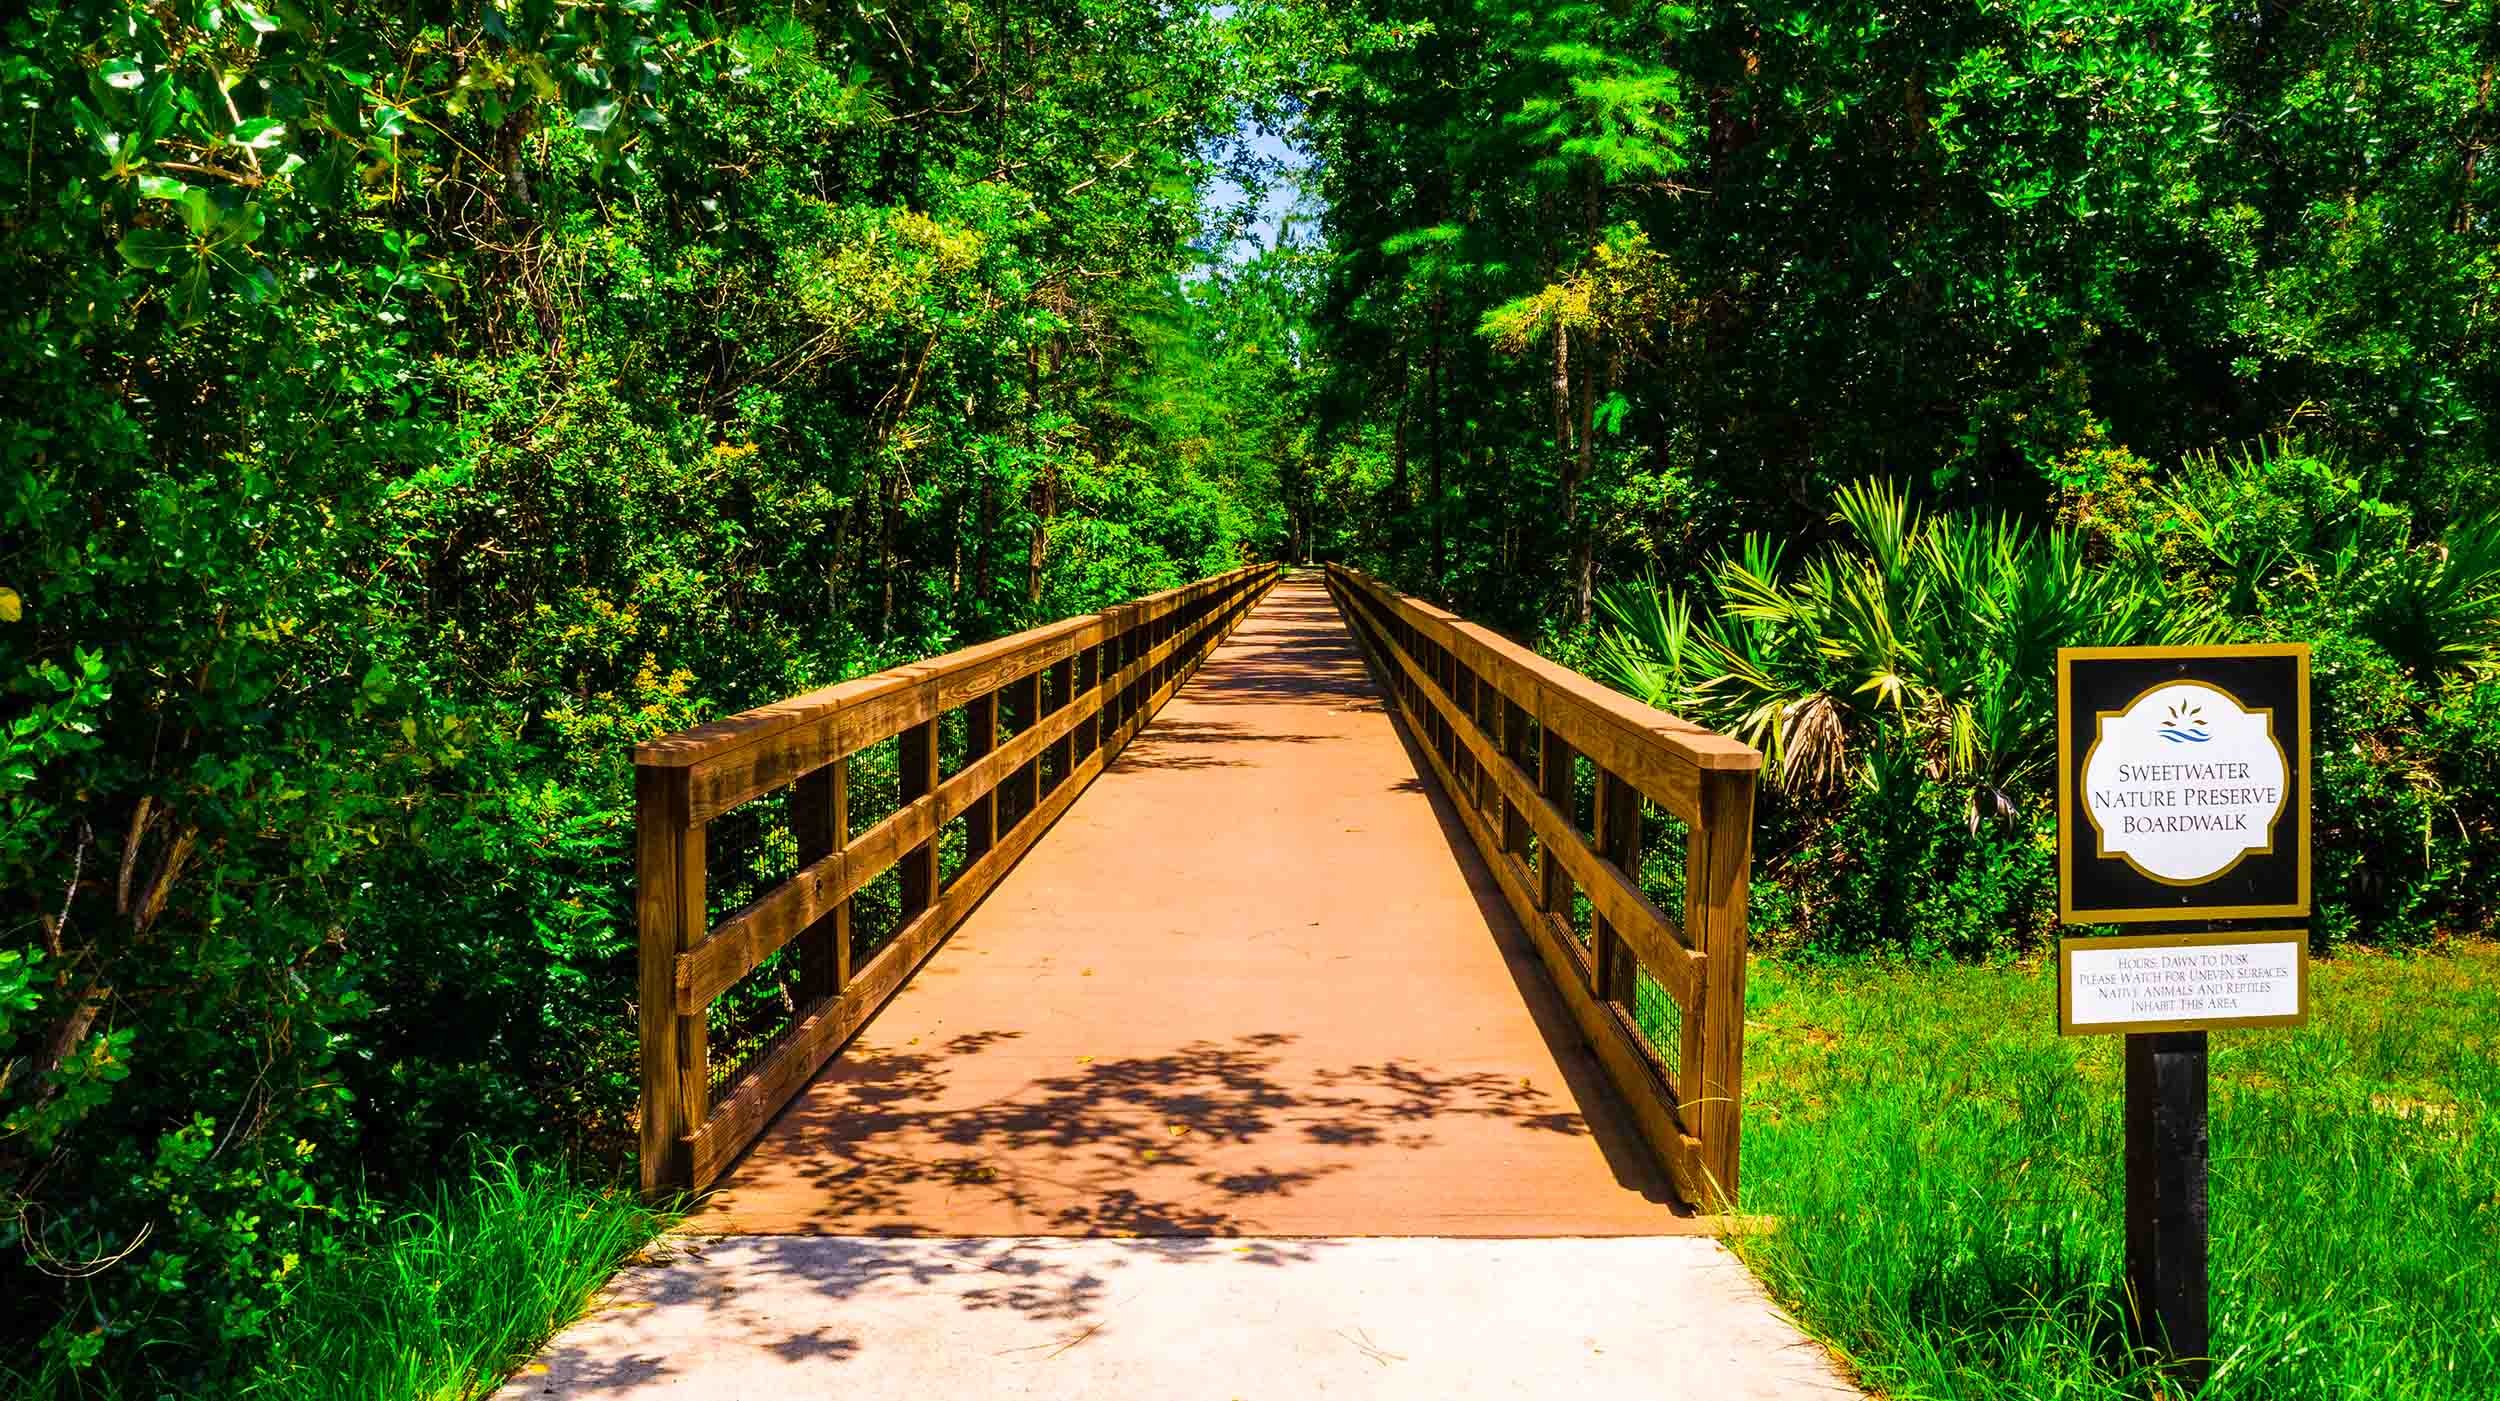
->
[[2057, 929, 2311, 1037], [2056, 643, 2311, 924]]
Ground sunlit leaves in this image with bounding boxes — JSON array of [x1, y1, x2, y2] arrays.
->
[[230, 116, 287, 149]]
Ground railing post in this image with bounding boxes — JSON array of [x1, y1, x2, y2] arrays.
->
[[792, 758, 852, 1002], [1592, 770, 1640, 1004], [1004, 669, 1040, 824], [637, 764, 706, 1197], [898, 717, 939, 919], [1686, 767, 1757, 1204], [1076, 645, 1101, 756], [1471, 670, 1500, 822], [1538, 727, 1575, 917], [1499, 698, 1532, 859], [1048, 656, 1076, 790], [964, 691, 999, 868], [1118, 614, 1137, 734]]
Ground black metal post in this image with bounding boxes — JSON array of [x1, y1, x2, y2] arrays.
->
[[2124, 1027, 2211, 1387]]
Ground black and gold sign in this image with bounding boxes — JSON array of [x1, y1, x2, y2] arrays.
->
[[2056, 645, 2310, 924]]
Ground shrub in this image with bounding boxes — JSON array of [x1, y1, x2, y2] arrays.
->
[[1596, 452, 2500, 956]]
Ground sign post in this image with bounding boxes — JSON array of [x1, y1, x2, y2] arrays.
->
[[2056, 645, 2312, 1388]]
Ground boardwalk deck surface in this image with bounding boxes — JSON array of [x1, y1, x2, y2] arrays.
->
[[693, 574, 1691, 1237], [508, 575, 1859, 1399]]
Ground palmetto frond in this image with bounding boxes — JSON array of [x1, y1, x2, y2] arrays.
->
[[2360, 515, 2500, 679], [1592, 477, 2178, 812], [1593, 576, 1698, 709]]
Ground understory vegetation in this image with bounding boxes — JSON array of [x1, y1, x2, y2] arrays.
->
[[1728, 946, 2500, 1398], [1594, 450, 2500, 956]]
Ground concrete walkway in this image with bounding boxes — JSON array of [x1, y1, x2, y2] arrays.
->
[[506, 576, 1857, 1398], [501, 1237, 1856, 1399]]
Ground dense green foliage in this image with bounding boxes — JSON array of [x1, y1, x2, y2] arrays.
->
[[1269, 0, 2500, 621], [1594, 452, 2500, 954], [1261, 0, 2500, 954], [1589, 454, 2500, 954], [1727, 946, 2500, 1397], [1, 0, 1288, 1387]]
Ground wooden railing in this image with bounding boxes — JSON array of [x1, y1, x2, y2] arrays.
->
[[1326, 565, 1763, 1206], [635, 563, 1281, 1195]]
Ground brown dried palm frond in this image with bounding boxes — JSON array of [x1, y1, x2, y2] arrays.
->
[[1778, 692, 1849, 795]]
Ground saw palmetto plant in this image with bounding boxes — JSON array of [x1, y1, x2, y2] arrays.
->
[[1597, 480, 2208, 827]]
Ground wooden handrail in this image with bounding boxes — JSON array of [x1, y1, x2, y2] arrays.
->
[[1325, 564, 1762, 1207], [637, 563, 1281, 1195]]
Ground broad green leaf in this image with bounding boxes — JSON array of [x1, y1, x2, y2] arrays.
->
[[211, 202, 265, 246], [100, 58, 146, 90], [232, 117, 287, 150], [170, 259, 216, 323], [180, 186, 221, 235], [573, 100, 619, 133], [115, 226, 189, 270], [298, 141, 361, 208]]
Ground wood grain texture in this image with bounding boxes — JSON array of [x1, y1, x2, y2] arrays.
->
[[640, 564, 1279, 1195], [1332, 588, 1707, 1197], [963, 692, 998, 867], [636, 765, 705, 1196], [1330, 567, 1758, 824], [1594, 770, 1641, 1006], [1686, 767, 1756, 1206], [790, 761, 849, 1006], [1326, 565, 1761, 1208]]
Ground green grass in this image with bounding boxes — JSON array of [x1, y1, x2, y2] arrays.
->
[[244, 1154, 674, 1401], [1705, 943, 2500, 1398]]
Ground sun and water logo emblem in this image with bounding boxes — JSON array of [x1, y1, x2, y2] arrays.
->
[[2158, 700, 2212, 744]]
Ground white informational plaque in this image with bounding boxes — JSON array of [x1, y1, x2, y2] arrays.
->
[[2058, 929, 2310, 1036]]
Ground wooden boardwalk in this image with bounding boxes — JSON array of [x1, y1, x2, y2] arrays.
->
[[511, 571, 1856, 1399], [692, 575, 1695, 1236]]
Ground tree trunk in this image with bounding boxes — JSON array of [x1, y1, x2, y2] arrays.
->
[[1388, 346, 1411, 533], [1553, 323, 1581, 618], [1571, 332, 1599, 626], [1026, 344, 1050, 606], [1427, 300, 1447, 592], [1027, 463, 1054, 605]]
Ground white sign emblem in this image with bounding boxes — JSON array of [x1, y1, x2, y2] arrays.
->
[[2081, 682, 2288, 885]]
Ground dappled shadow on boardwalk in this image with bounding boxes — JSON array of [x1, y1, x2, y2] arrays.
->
[[1168, 587, 1376, 708], [694, 572, 1691, 1241], [1368, 671, 1689, 1211], [714, 1027, 1599, 1238], [514, 1232, 1352, 1396], [1111, 719, 1333, 772]]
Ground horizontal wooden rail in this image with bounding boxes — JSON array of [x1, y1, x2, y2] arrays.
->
[[638, 562, 1281, 1195], [1324, 564, 1761, 1206]]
